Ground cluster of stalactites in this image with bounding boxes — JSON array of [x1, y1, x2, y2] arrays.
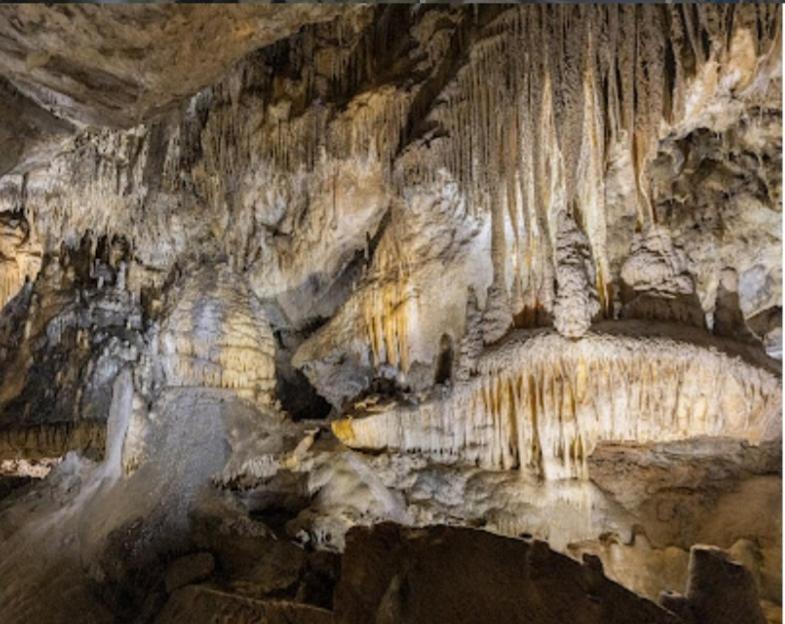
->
[[362, 276, 415, 374], [0, 214, 41, 310], [186, 2, 778, 361], [201, 4, 783, 231], [400, 4, 779, 334], [198, 10, 412, 202], [415, 4, 780, 213], [333, 329, 781, 480], [359, 224, 420, 373]]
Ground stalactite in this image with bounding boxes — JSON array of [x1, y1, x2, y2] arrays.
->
[[334, 328, 781, 480], [359, 220, 418, 374], [396, 4, 777, 337], [481, 285, 512, 346], [0, 215, 42, 310], [361, 276, 415, 374], [0, 420, 105, 461]]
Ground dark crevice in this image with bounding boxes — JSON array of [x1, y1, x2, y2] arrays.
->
[[274, 328, 332, 421], [434, 333, 453, 386]]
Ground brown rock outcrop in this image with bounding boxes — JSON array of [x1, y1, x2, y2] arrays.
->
[[156, 586, 331, 624], [334, 523, 684, 624]]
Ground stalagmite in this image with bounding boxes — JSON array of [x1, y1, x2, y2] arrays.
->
[[455, 288, 483, 381], [552, 212, 600, 339], [158, 265, 277, 407], [481, 285, 512, 345]]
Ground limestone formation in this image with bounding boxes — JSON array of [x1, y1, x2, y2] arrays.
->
[[0, 5, 780, 624], [157, 266, 277, 407], [333, 325, 780, 478], [553, 212, 601, 338]]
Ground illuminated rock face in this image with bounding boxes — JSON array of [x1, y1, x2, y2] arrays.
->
[[0, 5, 778, 409], [158, 266, 277, 407], [0, 213, 40, 310], [333, 326, 780, 479], [0, 5, 780, 624]]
